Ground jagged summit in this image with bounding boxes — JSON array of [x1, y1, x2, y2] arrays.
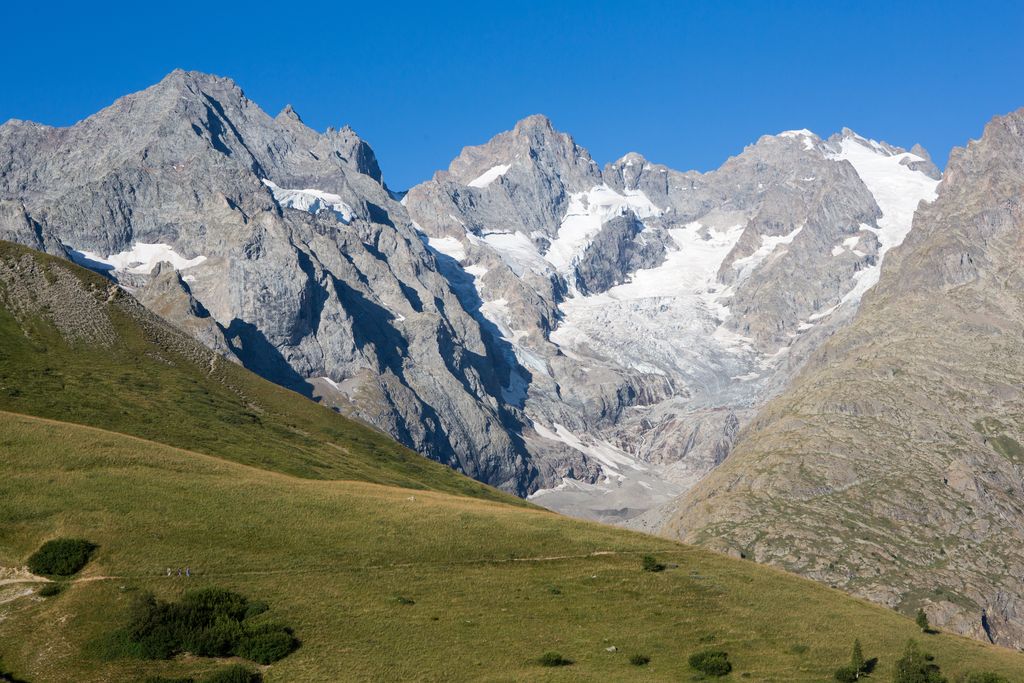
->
[[513, 112, 556, 132], [276, 103, 303, 122]]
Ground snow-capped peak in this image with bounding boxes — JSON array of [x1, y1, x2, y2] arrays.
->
[[776, 129, 819, 151]]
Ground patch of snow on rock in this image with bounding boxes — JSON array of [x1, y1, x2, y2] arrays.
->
[[467, 163, 512, 188], [829, 136, 939, 304], [545, 185, 661, 272], [70, 243, 207, 274]]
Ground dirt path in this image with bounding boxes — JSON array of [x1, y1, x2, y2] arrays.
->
[[0, 568, 49, 587], [0, 548, 689, 592]]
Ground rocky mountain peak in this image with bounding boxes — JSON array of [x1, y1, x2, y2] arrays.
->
[[276, 103, 303, 123], [512, 113, 555, 133]]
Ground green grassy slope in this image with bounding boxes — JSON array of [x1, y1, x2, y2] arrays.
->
[[0, 240, 517, 504], [1, 241, 1022, 681], [2, 411, 1023, 682]]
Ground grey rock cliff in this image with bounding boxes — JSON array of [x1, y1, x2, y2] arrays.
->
[[0, 70, 536, 492]]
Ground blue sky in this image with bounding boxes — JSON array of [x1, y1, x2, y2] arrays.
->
[[2, 1, 1022, 189]]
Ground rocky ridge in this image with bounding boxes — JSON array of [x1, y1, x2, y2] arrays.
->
[[664, 108, 1024, 648]]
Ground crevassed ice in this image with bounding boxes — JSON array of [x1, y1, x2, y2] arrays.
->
[[69, 243, 207, 274], [467, 163, 512, 188], [550, 221, 751, 383], [262, 179, 354, 223]]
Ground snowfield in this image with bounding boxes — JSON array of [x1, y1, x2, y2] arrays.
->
[[829, 136, 940, 305], [468, 163, 512, 188], [69, 243, 207, 274]]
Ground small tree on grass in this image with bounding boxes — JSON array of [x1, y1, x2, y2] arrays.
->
[[916, 608, 931, 633], [834, 638, 877, 681], [894, 640, 946, 683], [629, 654, 650, 666], [641, 555, 665, 572], [688, 649, 732, 677]]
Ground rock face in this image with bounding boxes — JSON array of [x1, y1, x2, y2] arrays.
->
[[664, 109, 1024, 648], [0, 70, 536, 492], [406, 122, 939, 521]]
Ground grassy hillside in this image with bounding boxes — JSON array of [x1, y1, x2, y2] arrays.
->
[[2, 411, 1023, 682], [1, 241, 1022, 680], [0, 240, 516, 503]]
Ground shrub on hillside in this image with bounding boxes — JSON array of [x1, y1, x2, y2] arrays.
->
[[894, 640, 946, 683], [641, 555, 665, 572], [629, 654, 651, 666], [203, 665, 261, 683], [235, 623, 299, 664], [538, 651, 572, 667], [689, 649, 732, 677], [144, 669, 260, 683], [125, 588, 298, 664], [26, 538, 97, 576], [916, 609, 932, 633], [835, 638, 877, 681], [38, 583, 64, 597]]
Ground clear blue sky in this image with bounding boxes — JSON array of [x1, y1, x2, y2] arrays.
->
[[3, 1, 1022, 189]]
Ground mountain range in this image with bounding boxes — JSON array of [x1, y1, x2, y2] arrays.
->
[[1, 69, 1020, 649]]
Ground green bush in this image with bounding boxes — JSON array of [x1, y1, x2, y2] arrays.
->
[[641, 555, 666, 572], [38, 582, 64, 597], [834, 665, 859, 683], [143, 677, 194, 683], [235, 623, 298, 664], [916, 609, 932, 633], [124, 588, 298, 664], [835, 638, 877, 680], [202, 665, 261, 683], [538, 651, 572, 667], [26, 538, 97, 576], [894, 640, 946, 683], [629, 654, 650, 666], [689, 649, 732, 677], [243, 600, 269, 619]]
